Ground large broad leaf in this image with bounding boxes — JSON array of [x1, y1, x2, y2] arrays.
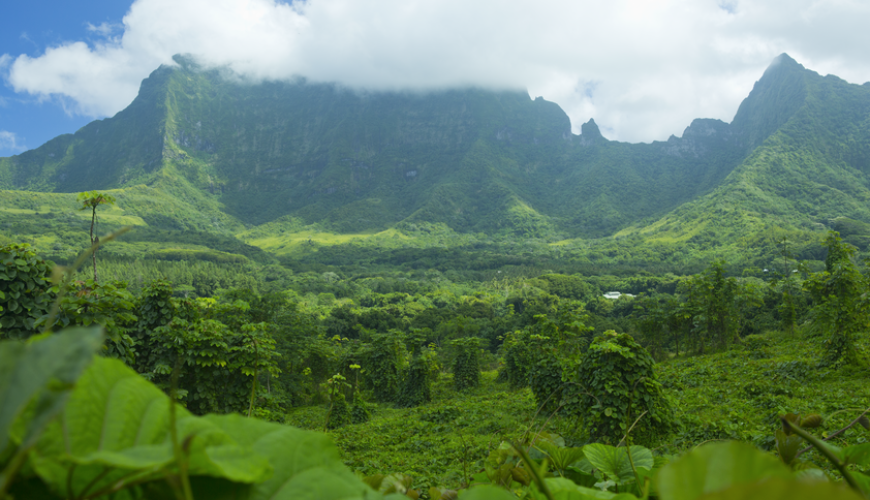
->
[[852, 471, 870, 498], [840, 443, 870, 466], [459, 484, 517, 500], [656, 442, 791, 500], [203, 413, 377, 500], [536, 441, 587, 473], [538, 477, 640, 500], [583, 444, 654, 483], [27, 357, 272, 498], [0, 327, 102, 456], [695, 477, 863, 500]]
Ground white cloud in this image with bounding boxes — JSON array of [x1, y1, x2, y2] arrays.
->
[[5, 0, 870, 142], [86, 22, 123, 37], [0, 131, 25, 152]]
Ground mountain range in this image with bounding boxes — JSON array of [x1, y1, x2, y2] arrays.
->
[[2, 53, 869, 273]]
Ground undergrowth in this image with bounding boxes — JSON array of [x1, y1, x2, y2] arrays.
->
[[285, 331, 870, 492]]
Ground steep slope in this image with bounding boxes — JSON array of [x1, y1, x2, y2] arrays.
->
[[3, 53, 868, 271], [617, 54, 870, 264], [0, 55, 746, 242]]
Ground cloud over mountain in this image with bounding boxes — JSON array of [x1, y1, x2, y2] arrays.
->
[[4, 0, 870, 142]]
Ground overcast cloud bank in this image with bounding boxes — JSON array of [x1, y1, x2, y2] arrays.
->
[[3, 0, 869, 143]]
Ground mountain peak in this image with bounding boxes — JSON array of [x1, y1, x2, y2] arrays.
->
[[730, 54, 810, 151], [581, 118, 603, 139], [769, 53, 802, 70]]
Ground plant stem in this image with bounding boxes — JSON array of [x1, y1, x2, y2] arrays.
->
[[42, 226, 132, 334], [0, 446, 31, 499], [796, 407, 870, 458], [247, 339, 259, 418], [781, 417, 862, 494], [170, 357, 193, 500], [510, 441, 553, 500]]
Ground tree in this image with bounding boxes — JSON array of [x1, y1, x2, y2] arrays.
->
[[683, 260, 737, 353], [772, 237, 799, 335], [568, 331, 675, 444], [804, 232, 870, 366], [77, 191, 116, 283], [450, 336, 482, 391]]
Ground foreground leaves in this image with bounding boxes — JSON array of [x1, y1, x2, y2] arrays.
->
[[0, 327, 103, 456], [10, 354, 380, 499], [655, 441, 833, 500]]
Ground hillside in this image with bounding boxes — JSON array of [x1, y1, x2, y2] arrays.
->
[[2, 54, 870, 272], [611, 55, 870, 267]]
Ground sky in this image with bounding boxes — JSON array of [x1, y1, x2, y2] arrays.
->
[[2, 0, 869, 157]]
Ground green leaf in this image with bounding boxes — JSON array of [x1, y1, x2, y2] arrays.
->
[[657, 442, 792, 500], [203, 413, 373, 500], [583, 444, 653, 483], [28, 357, 271, 498], [0, 327, 102, 456], [459, 485, 517, 500], [257, 466, 378, 500], [852, 471, 870, 498], [536, 441, 587, 472], [540, 477, 639, 499], [840, 443, 870, 466], [774, 429, 803, 466], [694, 477, 863, 500]]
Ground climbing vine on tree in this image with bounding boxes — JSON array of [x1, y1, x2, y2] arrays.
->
[[450, 337, 482, 391], [805, 231, 870, 367], [568, 330, 676, 445], [397, 347, 439, 408]]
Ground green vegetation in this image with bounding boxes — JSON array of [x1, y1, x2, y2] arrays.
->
[[4, 53, 870, 498], [4, 227, 870, 498]]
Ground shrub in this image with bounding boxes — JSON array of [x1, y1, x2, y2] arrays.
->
[[451, 337, 482, 391], [359, 331, 407, 402], [327, 392, 352, 429], [0, 243, 55, 339], [567, 331, 675, 445], [350, 390, 371, 424], [501, 330, 531, 389], [397, 349, 439, 408]]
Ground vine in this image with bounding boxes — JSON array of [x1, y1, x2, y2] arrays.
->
[[450, 337, 482, 391]]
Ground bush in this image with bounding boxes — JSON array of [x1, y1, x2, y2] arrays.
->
[[501, 330, 531, 389], [0, 243, 55, 339], [359, 331, 407, 402], [350, 391, 371, 424], [397, 350, 439, 408], [451, 337, 482, 391], [566, 331, 675, 445], [527, 334, 564, 415], [327, 392, 352, 429]]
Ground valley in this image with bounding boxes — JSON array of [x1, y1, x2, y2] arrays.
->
[[2, 52, 870, 500]]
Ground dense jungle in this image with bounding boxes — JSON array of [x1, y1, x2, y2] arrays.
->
[[2, 52, 870, 500]]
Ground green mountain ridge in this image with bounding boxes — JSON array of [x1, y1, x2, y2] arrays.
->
[[2, 53, 870, 272]]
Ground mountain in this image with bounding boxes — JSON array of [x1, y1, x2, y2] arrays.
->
[[613, 54, 870, 263], [2, 53, 869, 272]]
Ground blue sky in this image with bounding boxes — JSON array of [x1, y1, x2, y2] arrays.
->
[[2, 0, 869, 158], [0, 1, 134, 156]]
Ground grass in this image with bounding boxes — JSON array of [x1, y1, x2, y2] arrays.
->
[[284, 331, 870, 491], [286, 371, 537, 490], [657, 329, 870, 454], [241, 230, 393, 253]]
